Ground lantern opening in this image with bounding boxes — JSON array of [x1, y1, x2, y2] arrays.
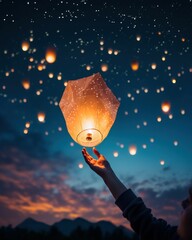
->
[[77, 128, 103, 147]]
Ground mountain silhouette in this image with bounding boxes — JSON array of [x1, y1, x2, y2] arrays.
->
[[17, 217, 50, 232], [16, 217, 133, 237]]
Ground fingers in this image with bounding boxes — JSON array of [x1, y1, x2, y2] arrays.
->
[[82, 148, 95, 166], [93, 147, 101, 158]]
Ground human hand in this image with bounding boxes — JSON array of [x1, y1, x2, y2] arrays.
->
[[82, 147, 113, 178]]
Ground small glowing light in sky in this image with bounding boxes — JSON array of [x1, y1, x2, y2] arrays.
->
[[113, 151, 119, 157], [24, 129, 28, 134], [125, 111, 128, 115], [150, 138, 154, 143], [136, 35, 141, 41], [129, 145, 137, 155], [58, 127, 62, 131], [174, 141, 178, 146], [151, 63, 157, 70], [86, 65, 91, 71], [70, 142, 74, 147], [160, 160, 165, 165], [143, 121, 147, 126], [142, 144, 147, 149], [48, 73, 54, 78], [37, 64, 44, 71], [101, 64, 108, 72], [22, 79, 30, 90], [157, 117, 162, 122], [78, 163, 84, 169], [57, 74, 62, 80], [64, 81, 68, 87], [38, 112, 45, 122], [181, 109, 185, 115], [108, 48, 113, 54], [25, 122, 30, 128], [172, 78, 176, 84], [120, 144, 124, 148], [161, 102, 171, 113], [169, 114, 173, 119], [114, 50, 119, 55], [162, 56, 166, 61], [21, 41, 30, 51], [100, 40, 104, 45], [131, 60, 139, 71], [45, 48, 56, 63]]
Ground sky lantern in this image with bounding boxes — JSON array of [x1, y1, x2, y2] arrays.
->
[[38, 112, 45, 122], [129, 145, 137, 155], [22, 79, 30, 90], [59, 73, 120, 147], [21, 41, 30, 51], [45, 48, 56, 63], [101, 64, 108, 72], [161, 101, 171, 113], [131, 60, 139, 71]]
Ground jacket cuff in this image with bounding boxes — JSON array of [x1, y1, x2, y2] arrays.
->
[[115, 189, 137, 212]]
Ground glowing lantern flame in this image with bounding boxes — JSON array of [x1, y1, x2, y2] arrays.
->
[[22, 79, 30, 90], [38, 112, 45, 122], [161, 102, 171, 113], [21, 41, 30, 51], [45, 48, 56, 63], [129, 145, 137, 155], [131, 60, 139, 71], [59, 73, 120, 147]]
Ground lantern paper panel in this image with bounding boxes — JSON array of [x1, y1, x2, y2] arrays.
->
[[59, 73, 120, 147]]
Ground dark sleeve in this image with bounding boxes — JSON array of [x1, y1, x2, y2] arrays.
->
[[115, 189, 179, 240]]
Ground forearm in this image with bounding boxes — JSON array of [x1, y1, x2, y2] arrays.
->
[[102, 170, 127, 200]]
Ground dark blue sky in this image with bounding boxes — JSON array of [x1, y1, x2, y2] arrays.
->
[[0, 0, 192, 229]]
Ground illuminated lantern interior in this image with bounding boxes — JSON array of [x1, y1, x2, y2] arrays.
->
[[38, 112, 45, 122], [59, 73, 120, 147]]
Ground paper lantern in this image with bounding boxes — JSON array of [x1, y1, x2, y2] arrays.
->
[[131, 60, 139, 71], [21, 41, 30, 51], [59, 73, 120, 147], [129, 145, 137, 155], [45, 48, 56, 63], [22, 79, 30, 90], [161, 101, 171, 113]]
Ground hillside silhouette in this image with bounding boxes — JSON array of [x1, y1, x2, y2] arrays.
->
[[0, 217, 139, 240]]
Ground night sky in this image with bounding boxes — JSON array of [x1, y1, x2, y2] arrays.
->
[[0, 0, 192, 230]]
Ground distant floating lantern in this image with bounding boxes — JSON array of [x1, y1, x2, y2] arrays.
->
[[86, 65, 91, 71], [108, 48, 113, 54], [151, 63, 157, 70], [59, 73, 120, 147], [131, 60, 139, 71], [136, 35, 141, 41], [45, 48, 56, 63], [21, 41, 30, 51], [101, 64, 108, 72], [161, 101, 171, 113], [129, 145, 137, 155], [37, 64, 44, 71], [22, 79, 30, 90], [38, 112, 45, 122]]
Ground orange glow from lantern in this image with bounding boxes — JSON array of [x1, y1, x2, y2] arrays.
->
[[38, 112, 45, 122], [129, 145, 137, 155], [22, 79, 30, 90], [59, 73, 120, 147], [131, 60, 139, 71], [161, 102, 171, 113], [37, 64, 44, 71], [101, 64, 108, 72], [21, 41, 30, 51], [45, 48, 56, 63]]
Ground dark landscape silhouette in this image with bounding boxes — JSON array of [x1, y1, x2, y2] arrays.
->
[[0, 217, 139, 240]]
